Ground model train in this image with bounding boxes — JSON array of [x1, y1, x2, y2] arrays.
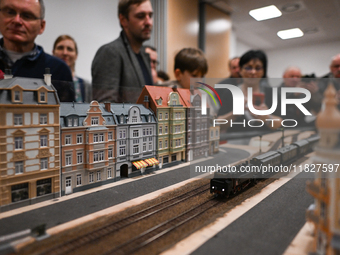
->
[[210, 135, 319, 197]]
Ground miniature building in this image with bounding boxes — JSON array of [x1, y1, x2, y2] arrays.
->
[[0, 75, 60, 211], [137, 86, 187, 167], [59, 101, 116, 195], [306, 84, 340, 255], [111, 103, 157, 178], [176, 88, 210, 161]]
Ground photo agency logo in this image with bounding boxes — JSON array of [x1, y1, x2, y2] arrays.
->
[[197, 81, 312, 128]]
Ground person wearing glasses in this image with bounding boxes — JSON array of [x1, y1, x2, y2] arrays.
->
[[92, 0, 153, 103], [217, 50, 282, 133], [0, 0, 74, 102]]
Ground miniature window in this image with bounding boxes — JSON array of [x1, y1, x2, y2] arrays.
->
[[93, 134, 99, 143], [133, 145, 139, 154], [143, 143, 147, 152], [91, 117, 99, 126], [132, 116, 137, 123], [97, 171, 101, 181], [165, 126, 168, 134], [159, 141, 162, 149], [65, 154, 72, 166], [108, 149, 113, 158], [89, 172, 94, 183], [120, 115, 124, 123], [40, 91, 46, 102], [133, 139, 139, 144], [197, 136, 200, 143], [159, 126, 162, 134], [132, 130, 139, 137], [188, 124, 191, 131], [148, 115, 151, 122], [14, 91, 21, 102], [159, 113, 162, 120], [77, 152, 83, 164], [165, 140, 168, 148], [148, 142, 152, 151], [68, 118, 72, 127], [119, 146, 126, 156], [73, 118, 78, 127], [172, 100, 176, 105], [165, 113, 168, 119], [76, 174, 82, 186], [99, 151, 104, 161], [107, 168, 112, 179], [197, 124, 200, 130], [14, 137, 23, 150], [40, 158, 48, 170], [40, 135, 48, 147], [65, 135, 71, 145], [93, 151, 99, 162], [77, 134, 83, 144], [216, 130, 219, 136], [211, 131, 213, 138], [15, 161, 24, 174], [14, 114, 23, 126], [157, 98, 162, 105], [108, 132, 113, 140], [99, 133, 104, 142], [40, 114, 47, 125]]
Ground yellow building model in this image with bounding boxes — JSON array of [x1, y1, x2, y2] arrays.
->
[[0, 74, 60, 211], [307, 84, 340, 255]]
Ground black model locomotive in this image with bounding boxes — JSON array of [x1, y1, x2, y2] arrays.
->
[[210, 135, 319, 197]]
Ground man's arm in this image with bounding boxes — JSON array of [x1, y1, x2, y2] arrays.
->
[[92, 44, 121, 102]]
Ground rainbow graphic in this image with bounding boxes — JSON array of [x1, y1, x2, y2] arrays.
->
[[196, 82, 222, 107]]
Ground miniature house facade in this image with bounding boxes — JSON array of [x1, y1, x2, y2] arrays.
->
[[0, 77, 60, 211], [59, 101, 116, 195], [307, 84, 340, 255], [137, 86, 187, 167], [112, 103, 157, 177]]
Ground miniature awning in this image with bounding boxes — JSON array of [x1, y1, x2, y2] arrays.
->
[[132, 160, 148, 169], [144, 158, 159, 166]]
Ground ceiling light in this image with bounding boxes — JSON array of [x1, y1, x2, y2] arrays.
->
[[277, 28, 304, 40], [249, 5, 282, 21]]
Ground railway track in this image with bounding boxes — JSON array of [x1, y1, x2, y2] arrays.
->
[[103, 198, 220, 255], [35, 184, 210, 255]]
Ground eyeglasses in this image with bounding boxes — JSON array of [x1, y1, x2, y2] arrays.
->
[[0, 7, 42, 22], [243, 66, 263, 72], [151, 59, 159, 66]]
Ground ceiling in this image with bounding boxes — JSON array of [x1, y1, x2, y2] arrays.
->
[[204, 0, 340, 50]]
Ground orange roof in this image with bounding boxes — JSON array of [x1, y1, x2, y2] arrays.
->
[[139, 85, 187, 108], [176, 88, 192, 107]]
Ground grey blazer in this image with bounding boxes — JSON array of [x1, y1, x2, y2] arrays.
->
[[91, 31, 152, 103]]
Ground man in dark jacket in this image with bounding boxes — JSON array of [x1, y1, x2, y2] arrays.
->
[[92, 0, 153, 103], [0, 0, 74, 102]]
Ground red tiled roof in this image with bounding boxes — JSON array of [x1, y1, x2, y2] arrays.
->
[[139, 85, 187, 108]]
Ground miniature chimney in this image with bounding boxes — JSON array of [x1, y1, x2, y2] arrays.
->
[[143, 95, 149, 109], [104, 102, 111, 112], [44, 68, 52, 86], [4, 69, 13, 79]]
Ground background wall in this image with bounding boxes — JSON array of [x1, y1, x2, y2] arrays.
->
[[204, 4, 230, 78], [166, 0, 199, 80], [35, 0, 120, 82]]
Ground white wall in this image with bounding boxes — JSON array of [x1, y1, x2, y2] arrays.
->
[[35, 0, 121, 82], [266, 41, 340, 78]]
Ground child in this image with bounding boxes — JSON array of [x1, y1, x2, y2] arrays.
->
[[165, 48, 208, 89]]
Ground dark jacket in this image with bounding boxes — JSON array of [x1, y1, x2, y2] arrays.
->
[[0, 39, 74, 102], [91, 31, 152, 103]]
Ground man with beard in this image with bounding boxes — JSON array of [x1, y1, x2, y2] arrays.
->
[[92, 0, 153, 103], [0, 0, 74, 102]]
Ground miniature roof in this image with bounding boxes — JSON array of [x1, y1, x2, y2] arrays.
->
[[0, 77, 58, 105], [110, 103, 154, 116], [316, 84, 340, 129], [139, 85, 186, 107]]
